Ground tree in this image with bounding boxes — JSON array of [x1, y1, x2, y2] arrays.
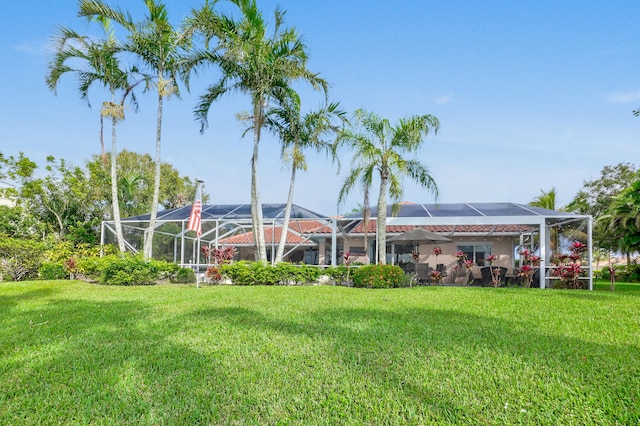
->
[[567, 163, 640, 256], [338, 109, 440, 264], [601, 179, 640, 257], [264, 92, 345, 263], [529, 187, 558, 210], [86, 150, 204, 219], [80, 0, 190, 259], [12, 155, 102, 243], [187, 0, 327, 263], [46, 16, 142, 252], [529, 187, 561, 255]]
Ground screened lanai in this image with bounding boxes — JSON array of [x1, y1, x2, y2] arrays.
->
[[338, 202, 593, 289], [101, 203, 337, 266], [101, 201, 593, 289]]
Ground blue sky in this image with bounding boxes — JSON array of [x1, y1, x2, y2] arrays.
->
[[2, 1, 639, 215]]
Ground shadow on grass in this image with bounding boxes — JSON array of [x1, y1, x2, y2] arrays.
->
[[193, 302, 640, 424], [1, 285, 639, 424]]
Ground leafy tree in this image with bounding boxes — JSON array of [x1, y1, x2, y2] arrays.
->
[[338, 109, 440, 264], [80, 0, 190, 259], [264, 92, 345, 263], [46, 16, 142, 252], [187, 0, 327, 263], [86, 150, 204, 219], [12, 155, 102, 243], [567, 163, 639, 256], [600, 179, 640, 258]]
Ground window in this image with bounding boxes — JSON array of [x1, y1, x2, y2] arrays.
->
[[457, 244, 491, 266]]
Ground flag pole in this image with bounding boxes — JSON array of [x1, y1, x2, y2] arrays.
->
[[188, 179, 204, 288]]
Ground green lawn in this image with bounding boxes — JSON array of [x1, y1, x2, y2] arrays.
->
[[1, 281, 639, 425]]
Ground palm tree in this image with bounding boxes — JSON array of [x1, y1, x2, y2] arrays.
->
[[46, 17, 140, 252], [186, 0, 327, 263], [79, 0, 190, 260], [264, 91, 345, 263], [338, 109, 440, 264], [529, 187, 558, 210], [601, 179, 640, 261], [529, 188, 562, 256]]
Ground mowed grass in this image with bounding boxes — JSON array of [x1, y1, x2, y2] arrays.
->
[[1, 281, 639, 425]]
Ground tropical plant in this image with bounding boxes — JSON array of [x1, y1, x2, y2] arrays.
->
[[601, 179, 640, 256], [529, 187, 561, 255], [186, 0, 327, 263], [338, 110, 439, 264], [567, 163, 640, 259], [264, 92, 345, 263], [46, 16, 142, 252], [79, 0, 190, 259]]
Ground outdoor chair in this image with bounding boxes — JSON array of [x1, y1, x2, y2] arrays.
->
[[436, 263, 447, 279], [415, 263, 430, 285]]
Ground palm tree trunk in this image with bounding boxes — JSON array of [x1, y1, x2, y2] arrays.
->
[[275, 163, 296, 263], [377, 173, 388, 265], [143, 87, 163, 260], [251, 99, 267, 263], [110, 114, 125, 252]]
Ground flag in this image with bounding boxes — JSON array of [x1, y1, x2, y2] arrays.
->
[[187, 189, 202, 236]]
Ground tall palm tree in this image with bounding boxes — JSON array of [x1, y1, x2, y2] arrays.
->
[[338, 109, 440, 264], [186, 0, 327, 263], [79, 0, 189, 260], [264, 91, 345, 263], [46, 17, 140, 252]]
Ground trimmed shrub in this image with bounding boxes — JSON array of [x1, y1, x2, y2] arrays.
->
[[171, 267, 196, 284], [219, 261, 322, 285], [100, 254, 172, 286], [39, 262, 67, 280], [352, 264, 405, 288]]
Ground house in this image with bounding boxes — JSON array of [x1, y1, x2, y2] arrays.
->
[[104, 202, 593, 289]]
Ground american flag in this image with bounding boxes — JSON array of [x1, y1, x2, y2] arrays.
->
[[187, 198, 202, 236]]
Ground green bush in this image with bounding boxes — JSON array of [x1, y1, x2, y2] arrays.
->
[[352, 264, 405, 288], [38, 262, 67, 280], [219, 261, 322, 285], [0, 237, 46, 281], [99, 254, 172, 286], [615, 263, 640, 283], [171, 267, 196, 284], [324, 265, 348, 283]]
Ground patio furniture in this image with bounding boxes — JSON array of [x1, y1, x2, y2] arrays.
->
[[415, 263, 430, 285]]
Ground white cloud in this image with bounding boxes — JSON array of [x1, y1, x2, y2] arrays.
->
[[433, 94, 453, 105], [604, 90, 640, 104]]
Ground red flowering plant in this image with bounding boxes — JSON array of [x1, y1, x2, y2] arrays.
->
[[455, 250, 467, 263], [486, 254, 502, 287], [432, 246, 442, 264], [516, 249, 540, 288], [552, 240, 587, 289], [429, 269, 443, 285], [64, 257, 78, 279], [204, 245, 237, 283]]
